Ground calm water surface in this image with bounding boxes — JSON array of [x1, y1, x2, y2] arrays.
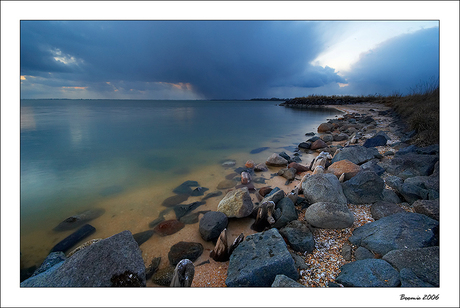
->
[[20, 99, 342, 270]]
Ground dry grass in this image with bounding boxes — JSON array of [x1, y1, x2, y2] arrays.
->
[[378, 87, 439, 146]]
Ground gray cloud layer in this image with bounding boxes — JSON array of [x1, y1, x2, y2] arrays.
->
[[20, 21, 438, 99]]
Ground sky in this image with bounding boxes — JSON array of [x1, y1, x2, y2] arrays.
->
[[20, 20, 439, 100]]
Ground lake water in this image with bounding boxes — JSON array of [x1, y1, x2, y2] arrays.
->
[[20, 99, 342, 274]]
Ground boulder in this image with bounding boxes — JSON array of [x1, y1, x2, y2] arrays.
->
[[404, 175, 439, 192], [153, 220, 185, 236], [217, 187, 254, 218], [265, 153, 288, 167], [335, 259, 400, 287], [298, 142, 311, 150], [360, 160, 385, 176], [173, 201, 205, 220], [305, 202, 354, 229], [288, 162, 309, 173], [381, 189, 402, 204], [382, 246, 439, 287], [354, 246, 374, 260], [332, 133, 349, 141], [50, 224, 96, 253], [217, 179, 236, 189], [226, 228, 298, 287], [363, 135, 387, 148], [302, 173, 347, 205], [254, 163, 268, 172], [327, 159, 360, 180], [413, 199, 439, 221], [260, 187, 285, 205], [151, 266, 175, 286], [199, 211, 228, 241], [30, 252, 66, 278], [399, 183, 430, 204], [341, 170, 384, 204], [370, 201, 405, 220], [132, 230, 155, 246], [271, 197, 298, 229], [310, 139, 328, 150], [271, 274, 306, 287], [53, 208, 105, 231], [348, 212, 439, 256], [168, 242, 204, 266], [384, 175, 404, 193], [399, 268, 434, 287], [21, 231, 145, 287], [321, 134, 333, 142], [331, 145, 379, 165], [279, 220, 315, 253], [380, 153, 438, 179], [317, 122, 334, 133]]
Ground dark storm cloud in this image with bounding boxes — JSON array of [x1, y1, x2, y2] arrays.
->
[[21, 21, 344, 99], [343, 27, 439, 95]]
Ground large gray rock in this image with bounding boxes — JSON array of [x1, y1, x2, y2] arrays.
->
[[370, 201, 405, 220], [380, 153, 439, 179], [199, 211, 228, 241], [21, 230, 146, 287], [30, 252, 66, 278], [260, 187, 285, 205], [384, 175, 404, 193], [331, 145, 379, 165], [266, 153, 288, 167], [272, 197, 298, 229], [302, 173, 347, 205], [217, 187, 253, 218], [342, 170, 384, 204], [413, 199, 439, 221], [383, 246, 439, 287], [279, 220, 315, 253], [305, 202, 354, 229], [354, 246, 374, 260], [399, 183, 431, 204], [226, 228, 298, 287], [335, 259, 400, 287], [399, 268, 434, 287], [381, 189, 402, 204], [348, 212, 439, 256], [271, 274, 305, 287]]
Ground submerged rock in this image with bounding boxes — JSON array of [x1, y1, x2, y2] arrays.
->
[[168, 241, 204, 266], [162, 194, 189, 207], [53, 208, 105, 231], [153, 220, 185, 236], [50, 224, 96, 253], [250, 147, 270, 154], [132, 229, 155, 246]]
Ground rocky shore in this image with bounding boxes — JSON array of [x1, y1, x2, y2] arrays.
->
[[21, 102, 439, 288]]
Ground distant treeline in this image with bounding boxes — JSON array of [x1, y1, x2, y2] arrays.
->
[[250, 97, 288, 101], [279, 94, 381, 106]]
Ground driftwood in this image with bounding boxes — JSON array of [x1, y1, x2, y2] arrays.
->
[[170, 259, 195, 287], [251, 201, 275, 232], [210, 229, 245, 262]]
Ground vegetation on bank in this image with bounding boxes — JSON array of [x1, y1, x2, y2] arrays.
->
[[281, 84, 439, 146], [378, 86, 439, 146]]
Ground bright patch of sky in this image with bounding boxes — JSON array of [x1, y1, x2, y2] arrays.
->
[[313, 21, 439, 74]]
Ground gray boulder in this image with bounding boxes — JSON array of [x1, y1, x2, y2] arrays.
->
[[305, 202, 354, 229], [354, 246, 374, 260], [349, 212, 439, 256], [260, 187, 285, 206], [279, 220, 315, 253], [302, 173, 347, 205], [360, 160, 385, 176], [399, 183, 431, 204], [384, 175, 404, 193], [217, 187, 254, 218], [226, 228, 298, 287], [271, 274, 305, 287], [335, 259, 400, 287], [199, 211, 228, 241], [272, 197, 298, 229], [363, 135, 387, 148], [399, 268, 434, 287], [21, 230, 146, 287], [266, 153, 288, 167], [341, 171, 384, 204], [380, 153, 438, 179], [30, 252, 66, 278], [331, 145, 379, 165], [370, 201, 405, 220], [383, 246, 439, 287], [381, 189, 402, 204], [413, 199, 439, 221]]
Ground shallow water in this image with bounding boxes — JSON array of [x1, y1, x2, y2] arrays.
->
[[20, 99, 342, 271]]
